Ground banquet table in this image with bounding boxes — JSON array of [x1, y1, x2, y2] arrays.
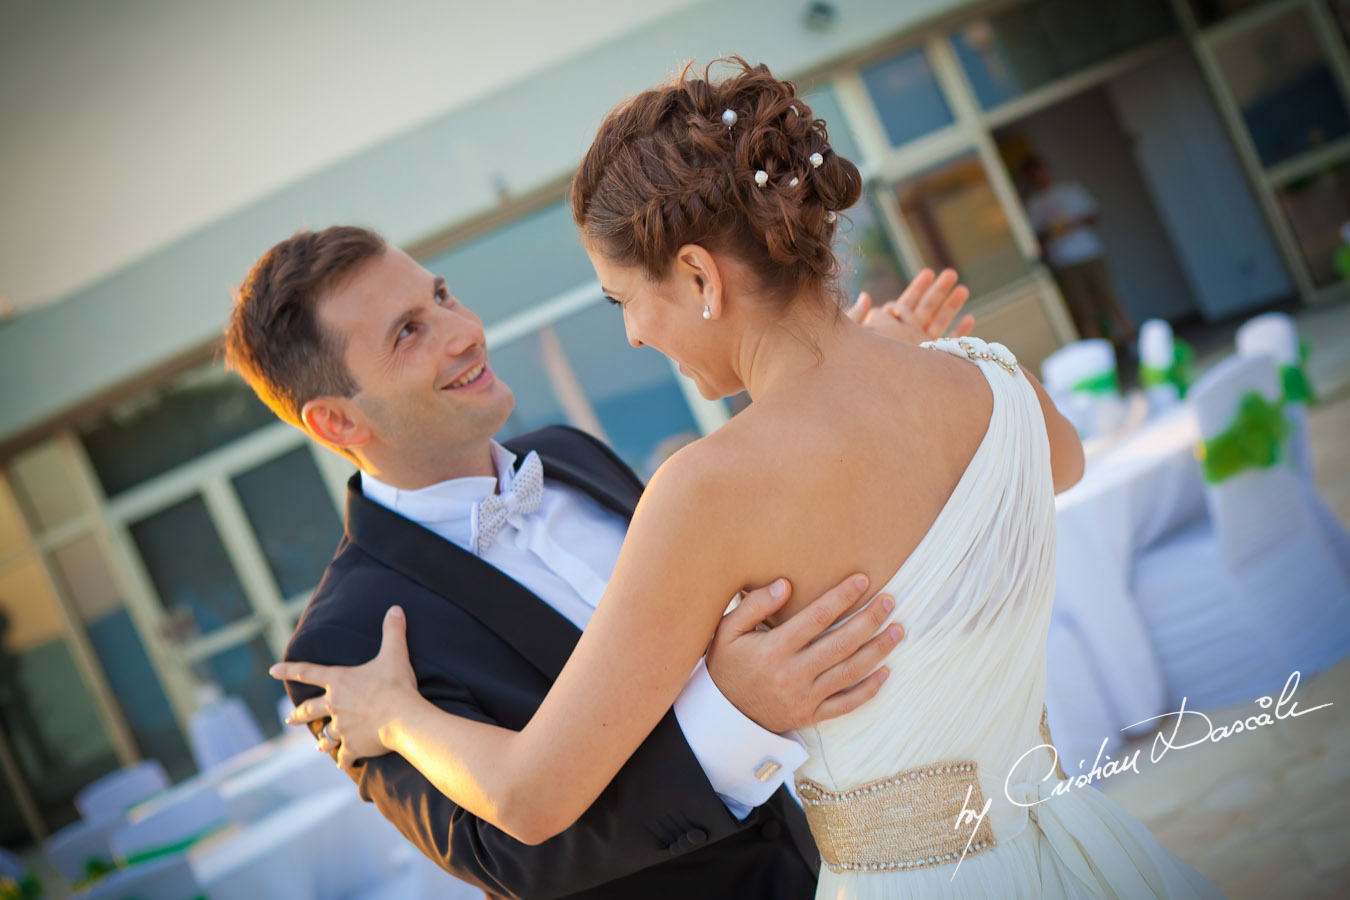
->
[[1046, 403, 1207, 767], [189, 785, 405, 900]]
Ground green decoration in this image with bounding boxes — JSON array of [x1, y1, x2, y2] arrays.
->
[[1139, 338, 1195, 398], [1071, 369, 1120, 397], [1196, 390, 1291, 484]]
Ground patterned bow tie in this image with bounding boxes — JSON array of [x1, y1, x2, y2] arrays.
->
[[472, 451, 544, 555]]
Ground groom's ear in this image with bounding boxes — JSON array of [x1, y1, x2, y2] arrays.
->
[[675, 243, 723, 319], [302, 396, 371, 451]]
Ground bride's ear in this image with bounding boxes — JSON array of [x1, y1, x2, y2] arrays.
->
[[674, 244, 723, 320]]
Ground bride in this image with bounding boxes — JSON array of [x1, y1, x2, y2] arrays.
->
[[275, 59, 1224, 898]]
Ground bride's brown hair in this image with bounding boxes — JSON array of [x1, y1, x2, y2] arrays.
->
[[571, 57, 863, 305]]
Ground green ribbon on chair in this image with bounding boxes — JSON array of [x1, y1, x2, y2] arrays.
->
[[1280, 339, 1316, 405], [0, 873, 43, 900], [1195, 390, 1291, 484], [122, 822, 228, 867], [1071, 369, 1120, 397], [1139, 338, 1195, 398]]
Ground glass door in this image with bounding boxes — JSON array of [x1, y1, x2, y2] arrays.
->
[[1183, 0, 1350, 303]]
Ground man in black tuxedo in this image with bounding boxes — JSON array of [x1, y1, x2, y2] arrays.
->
[[226, 226, 970, 899]]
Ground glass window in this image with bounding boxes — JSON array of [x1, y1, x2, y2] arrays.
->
[[1277, 157, 1350, 288], [197, 636, 285, 740], [491, 331, 572, 441], [231, 448, 342, 599], [860, 48, 954, 146], [80, 365, 277, 498], [47, 536, 194, 780], [553, 303, 700, 478], [7, 440, 83, 533], [802, 85, 863, 166], [835, 193, 910, 306], [423, 201, 595, 329], [0, 479, 27, 560], [0, 558, 119, 832], [891, 152, 1028, 298], [128, 496, 252, 640], [1211, 7, 1350, 167], [1188, 0, 1279, 26], [952, 0, 1177, 109]]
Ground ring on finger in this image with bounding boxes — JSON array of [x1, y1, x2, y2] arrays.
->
[[322, 722, 341, 745]]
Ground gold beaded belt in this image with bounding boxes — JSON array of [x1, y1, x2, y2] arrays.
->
[[797, 707, 1066, 874], [796, 761, 996, 873]]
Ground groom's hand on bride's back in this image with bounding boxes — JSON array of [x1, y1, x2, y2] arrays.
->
[[706, 575, 904, 734]]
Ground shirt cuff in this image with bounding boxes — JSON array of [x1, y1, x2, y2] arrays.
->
[[672, 657, 809, 820]]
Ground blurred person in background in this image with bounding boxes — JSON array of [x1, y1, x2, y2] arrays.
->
[[1023, 156, 1137, 354]]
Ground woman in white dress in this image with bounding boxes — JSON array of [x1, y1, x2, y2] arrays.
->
[[279, 59, 1224, 898]]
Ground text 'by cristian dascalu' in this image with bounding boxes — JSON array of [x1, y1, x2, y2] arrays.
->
[[948, 671, 1331, 880]]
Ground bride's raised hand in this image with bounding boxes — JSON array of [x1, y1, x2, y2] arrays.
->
[[848, 268, 975, 342], [271, 606, 419, 771]]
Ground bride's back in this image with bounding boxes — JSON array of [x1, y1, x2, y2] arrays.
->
[[704, 328, 1000, 625]]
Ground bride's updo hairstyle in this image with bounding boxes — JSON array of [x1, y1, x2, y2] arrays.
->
[[571, 57, 863, 306]]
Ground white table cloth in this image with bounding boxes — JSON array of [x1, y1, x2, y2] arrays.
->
[[190, 785, 404, 900], [1048, 405, 1206, 767]]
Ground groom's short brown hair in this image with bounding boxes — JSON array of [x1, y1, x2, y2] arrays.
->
[[224, 226, 385, 433]]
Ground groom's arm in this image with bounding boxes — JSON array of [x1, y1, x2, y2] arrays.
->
[[286, 620, 745, 900]]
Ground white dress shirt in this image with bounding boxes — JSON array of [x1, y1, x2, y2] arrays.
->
[[362, 441, 806, 818]]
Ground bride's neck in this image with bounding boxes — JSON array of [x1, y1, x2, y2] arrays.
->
[[736, 291, 854, 401]]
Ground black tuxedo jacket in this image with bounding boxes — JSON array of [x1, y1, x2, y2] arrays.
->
[[284, 425, 818, 900]]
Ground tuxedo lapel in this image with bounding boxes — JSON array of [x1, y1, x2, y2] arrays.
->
[[345, 476, 581, 681], [346, 428, 643, 682]]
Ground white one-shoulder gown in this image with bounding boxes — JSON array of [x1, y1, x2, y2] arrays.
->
[[793, 337, 1226, 900]]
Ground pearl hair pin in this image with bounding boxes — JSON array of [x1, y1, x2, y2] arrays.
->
[[810, 152, 824, 168], [721, 109, 738, 129], [754, 170, 769, 187], [826, 211, 838, 223], [789, 177, 799, 187]]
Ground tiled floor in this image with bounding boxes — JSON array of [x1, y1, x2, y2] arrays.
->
[[1101, 301, 1350, 899]]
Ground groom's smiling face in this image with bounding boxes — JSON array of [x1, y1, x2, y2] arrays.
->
[[313, 246, 514, 480]]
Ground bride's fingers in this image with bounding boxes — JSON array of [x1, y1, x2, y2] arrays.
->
[[892, 268, 935, 313], [269, 660, 333, 688], [928, 284, 970, 336], [286, 695, 333, 726], [812, 667, 890, 724], [813, 621, 904, 700], [915, 268, 959, 324]]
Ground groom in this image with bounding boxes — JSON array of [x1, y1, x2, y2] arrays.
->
[[229, 225, 971, 899]]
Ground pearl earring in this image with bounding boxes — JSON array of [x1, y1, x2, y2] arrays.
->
[[702, 306, 711, 320]]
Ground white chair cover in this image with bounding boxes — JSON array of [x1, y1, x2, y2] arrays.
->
[[1138, 318, 1180, 413], [1041, 338, 1126, 438], [74, 852, 202, 900], [75, 760, 169, 823], [188, 695, 265, 772], [1131, 354, 1350, 710], [1043, 617, 1123, 774], [1235, 311, 1314, 478], [45, 817, 121, 885], [110, 788, 228, 867]]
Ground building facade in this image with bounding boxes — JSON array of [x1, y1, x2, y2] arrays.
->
[[1, 0, 1346, 845]]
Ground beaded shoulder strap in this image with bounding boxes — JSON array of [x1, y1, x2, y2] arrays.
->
[[922, 336, 1019, 376]]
